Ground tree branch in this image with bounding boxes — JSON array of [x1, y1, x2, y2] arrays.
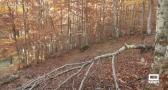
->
[[112, 55, 120, 90], [19, 44, 153, 90], [78, 61, 95, 90], [55, 61, 91, 90]]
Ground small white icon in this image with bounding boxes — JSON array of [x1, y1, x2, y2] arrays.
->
[[148, 74, 159, 84]]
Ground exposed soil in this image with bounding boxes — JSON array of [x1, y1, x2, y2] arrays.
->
[[0, 35, 164, 90]]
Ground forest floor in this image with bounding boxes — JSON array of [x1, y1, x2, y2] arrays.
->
[[0, 34, 164, 90]]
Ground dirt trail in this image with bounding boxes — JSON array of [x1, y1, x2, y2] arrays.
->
[[0, 35, 156, 90]]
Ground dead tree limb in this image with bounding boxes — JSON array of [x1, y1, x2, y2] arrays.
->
[[112, 55, 120, 90], [20, 61, 91, 90], [19, 44, 154, 90], [55, 61, 91, 90], [78, 61, 95, 90]]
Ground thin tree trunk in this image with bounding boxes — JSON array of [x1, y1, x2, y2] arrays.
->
[[113, 0, 119, 38], [142, 0, 145, 34], [147, 0, 152, 35]]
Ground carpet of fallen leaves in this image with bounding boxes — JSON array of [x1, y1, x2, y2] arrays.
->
[[0, 34, 166, 90]]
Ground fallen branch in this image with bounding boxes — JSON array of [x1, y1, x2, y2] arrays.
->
[[78, 61, 95, 90], [19, 44, 153, 90], [20, 61, 91, 89], [112, 55, 120, 90], [55, 61, 91, 90]]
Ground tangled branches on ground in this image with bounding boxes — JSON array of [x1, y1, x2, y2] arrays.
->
[[18, 44, 154, 90]]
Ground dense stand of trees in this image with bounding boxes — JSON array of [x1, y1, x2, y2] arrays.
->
[[0, 0, 156, 69], [1, 0, 168, 89]]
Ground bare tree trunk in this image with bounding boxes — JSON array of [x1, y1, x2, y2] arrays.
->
[[153, 0, 168, 88], [147, 0, 152, 35], [112, 0, 119, 38], [142, 0, 145, 33], [153, 0, 168, 74], [7, 2, 17, 42]]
